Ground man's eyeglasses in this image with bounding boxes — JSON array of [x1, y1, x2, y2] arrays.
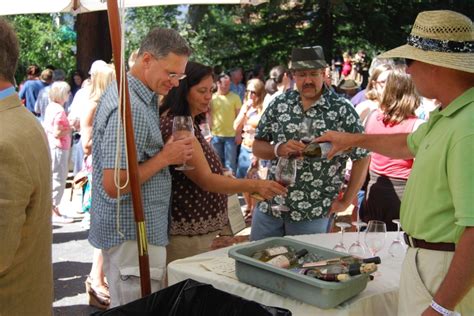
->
[[168, 72, 187, 81], [247, 90, 257, 95], [293, 71, 323, 79], [148, 53, 187, 81]]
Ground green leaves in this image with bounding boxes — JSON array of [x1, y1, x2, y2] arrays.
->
[[9, 14, 76, 84]]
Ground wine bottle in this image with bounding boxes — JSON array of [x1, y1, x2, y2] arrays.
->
[[302, 142, 351, 159], [251, 246, 290, 262], [306, 270, 351, 282], [266, 248, 308, 268], [302, 255, 381, 268], [293, 263, 377, 282], [320, 262, 378, 276]]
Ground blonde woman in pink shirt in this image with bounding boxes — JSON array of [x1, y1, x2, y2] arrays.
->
[[363, 67, 425, 230], [44, 81, 73, 224]]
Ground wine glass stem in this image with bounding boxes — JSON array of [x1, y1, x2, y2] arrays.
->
[[356, 226, 360, 242], [340, 228, 345, 245]]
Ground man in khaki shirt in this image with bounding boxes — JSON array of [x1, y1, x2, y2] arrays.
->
[[0, 18, 53, 315]]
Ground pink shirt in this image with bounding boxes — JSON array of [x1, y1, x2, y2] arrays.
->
[[43, 102, 71, 150], [365, 110, 418, 179]]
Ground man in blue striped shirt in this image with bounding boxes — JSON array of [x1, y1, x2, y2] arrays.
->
[[89, 28, 194, 307]]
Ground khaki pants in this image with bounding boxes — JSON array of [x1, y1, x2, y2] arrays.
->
[[166, 231, 219, 265], [102, 241, 166, 308], [398, 247, 474, 316]]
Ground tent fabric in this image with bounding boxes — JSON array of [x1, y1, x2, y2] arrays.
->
[[1, 0, 267, 16]]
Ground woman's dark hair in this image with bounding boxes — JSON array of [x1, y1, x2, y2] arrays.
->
[[160, 61, 214, 124], [265, 65, 287, 95]]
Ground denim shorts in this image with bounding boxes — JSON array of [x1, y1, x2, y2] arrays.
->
[[250, 205, 334, 241]]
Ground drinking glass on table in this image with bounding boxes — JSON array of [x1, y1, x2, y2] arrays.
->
[[364, 220, 387, 257], [172, 116, 195, 171], [348, 219, 367, 257], [333, 222, 352, 253], [388, 219, 406, 257], [271, 157, 297, 212]]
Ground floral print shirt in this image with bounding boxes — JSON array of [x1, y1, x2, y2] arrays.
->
[[255, 88, 368, 222]]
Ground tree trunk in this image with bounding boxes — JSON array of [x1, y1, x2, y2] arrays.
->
[[76, 11, 112, 77], [319, 0, 334, 62]]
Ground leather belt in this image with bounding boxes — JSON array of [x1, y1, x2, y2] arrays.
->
[[404, 233, 455, 252]]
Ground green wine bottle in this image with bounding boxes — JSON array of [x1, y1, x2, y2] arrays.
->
[[302, 142, 351, 159]]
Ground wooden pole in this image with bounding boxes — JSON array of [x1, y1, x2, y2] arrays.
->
[[106, 0, 151, 297]]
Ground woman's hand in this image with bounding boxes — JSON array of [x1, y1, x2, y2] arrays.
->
[[253, 179, 287, 200]]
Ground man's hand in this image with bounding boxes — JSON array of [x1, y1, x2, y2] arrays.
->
[[315, 131, 353, 160], [161, 135, 194, 166], [277, 140, 306, 157]]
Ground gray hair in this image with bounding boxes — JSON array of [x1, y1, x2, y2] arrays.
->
[[49, 81, 71, 104], [138, 28, 192, 59], [0, 18, 19, 84]]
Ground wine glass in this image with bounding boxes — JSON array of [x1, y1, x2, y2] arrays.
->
[[388, 219, 406, 257], [299, 118, 314, 145], [333, 222, 351, 253], [271, 157, 297, 212], [172, 116, 195, 171], [364, 220, 387, 257], [348, 220, 367, 257]]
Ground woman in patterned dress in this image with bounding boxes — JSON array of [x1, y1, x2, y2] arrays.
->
[[160, 62, 286, 264]]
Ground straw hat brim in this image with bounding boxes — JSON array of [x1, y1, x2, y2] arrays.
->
[[378, 44, 474, 73]]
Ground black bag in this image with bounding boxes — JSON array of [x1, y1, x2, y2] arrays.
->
[[92, 279, 292, 316]]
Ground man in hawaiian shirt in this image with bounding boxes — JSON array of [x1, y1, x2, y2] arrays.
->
[[251, 46, 370, 240]]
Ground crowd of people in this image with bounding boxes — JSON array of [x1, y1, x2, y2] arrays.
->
[[0, 8, 472, 316]]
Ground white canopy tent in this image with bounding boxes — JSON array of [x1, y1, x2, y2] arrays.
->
[[0, 0, 266, 16]]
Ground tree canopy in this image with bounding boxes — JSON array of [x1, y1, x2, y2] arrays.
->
[[7, 0, 474, 84]]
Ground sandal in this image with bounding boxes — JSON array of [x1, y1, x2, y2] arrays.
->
[[85, 277, 110, 309]]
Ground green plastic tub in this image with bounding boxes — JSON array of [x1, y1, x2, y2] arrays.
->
[[228, 237, 369, 309]]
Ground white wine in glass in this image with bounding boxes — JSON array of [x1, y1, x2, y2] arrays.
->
[[172, 116, 195, 171]]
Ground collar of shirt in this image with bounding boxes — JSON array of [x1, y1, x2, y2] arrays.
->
[[0, 86, 16, 101], [437, 86, 474, 118], [127, 74, 158, 107]]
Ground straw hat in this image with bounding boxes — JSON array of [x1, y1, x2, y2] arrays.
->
[[378, 10, 474, 73], [289, 46, 327, 70]]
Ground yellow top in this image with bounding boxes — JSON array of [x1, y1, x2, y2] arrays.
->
[[210, 92, 242, 137]]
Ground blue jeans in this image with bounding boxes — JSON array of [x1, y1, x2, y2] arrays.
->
[[236, 146, 252, 179], [250, 205, 334, 241], [211, 136, 237, 173]]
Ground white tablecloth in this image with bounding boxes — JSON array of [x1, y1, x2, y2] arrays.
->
[[168, 232, 403, 316]]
